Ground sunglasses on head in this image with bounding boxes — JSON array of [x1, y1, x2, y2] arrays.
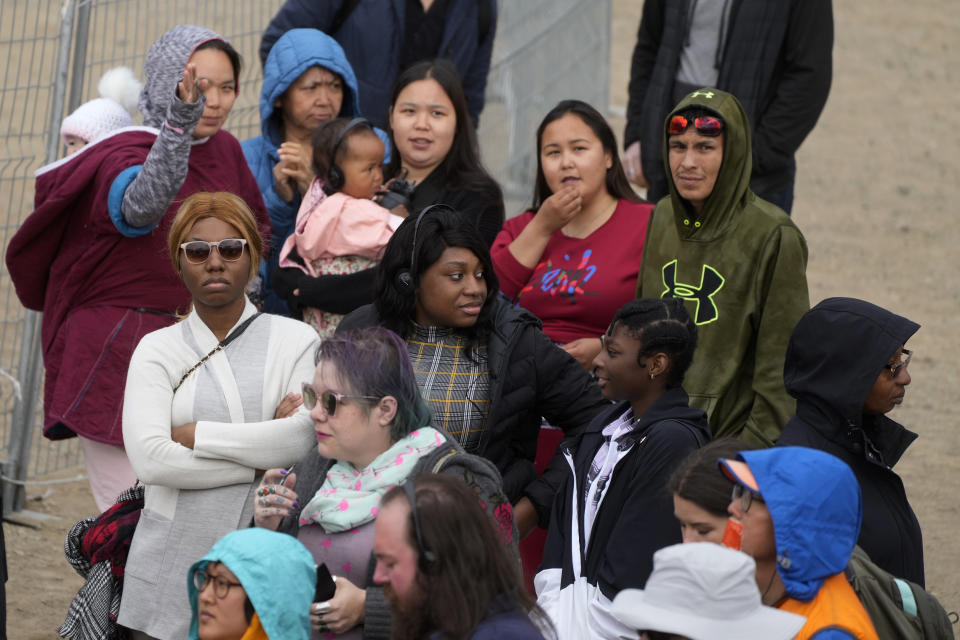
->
[[668, 115, 724, 137], [180, 238, 247, 264], [301, 382, 379, 416]]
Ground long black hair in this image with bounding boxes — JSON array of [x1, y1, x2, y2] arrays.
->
[[374, 206, 499, 343], [532, 99, 641, 210], [385, 59, 501, 197], [608, 298, 698, 388]]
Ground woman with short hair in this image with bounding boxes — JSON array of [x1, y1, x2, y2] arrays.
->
[[536, 298, 709, 640], [119, 191, 318, 639]]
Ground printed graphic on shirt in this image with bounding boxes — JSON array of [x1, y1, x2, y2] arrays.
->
[[519, 249, 598, 304], [660, 259, 725, 325]]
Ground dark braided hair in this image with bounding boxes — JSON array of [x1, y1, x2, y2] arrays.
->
[[608, 298, 698, 387]]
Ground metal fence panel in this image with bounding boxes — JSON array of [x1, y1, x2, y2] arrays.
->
[[0, 0, 610, 512]]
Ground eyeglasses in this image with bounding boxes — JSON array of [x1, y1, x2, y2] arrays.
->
[[180, 238, 248, 264], [668, 114, 724, 137], [731, 483, 764, 513], [301, 383, 379, 416], [192, 568, 243, 599], [885, 348, 912, 378]]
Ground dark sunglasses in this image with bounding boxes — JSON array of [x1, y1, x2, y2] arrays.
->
[[180, 238, 248, 264], [301, 382, 378, 416], [668, 115, 724, 137]]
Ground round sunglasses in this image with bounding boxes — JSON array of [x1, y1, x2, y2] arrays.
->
[[180, 238, 248, 264], [301, 382, 379, 416]]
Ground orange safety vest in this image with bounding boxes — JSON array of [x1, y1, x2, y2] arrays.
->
[[778, 573, 879, 640]]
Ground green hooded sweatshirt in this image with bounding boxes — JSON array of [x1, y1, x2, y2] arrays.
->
[[635, 89, 809, 446]]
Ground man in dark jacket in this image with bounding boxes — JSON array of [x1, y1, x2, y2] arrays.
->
[[622, 0, 833, 212], [259, 0, 497, 129], [777, 297, 925, 586]]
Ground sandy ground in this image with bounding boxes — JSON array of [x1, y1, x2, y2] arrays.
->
[[3, 0, 959, 637]]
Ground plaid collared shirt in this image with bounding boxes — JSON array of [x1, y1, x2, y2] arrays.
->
[[407, 324, 490, 451]]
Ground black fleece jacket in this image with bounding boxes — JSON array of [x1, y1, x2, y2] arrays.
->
[[777, 297, 925, 586], [338, 296, 608, 527]]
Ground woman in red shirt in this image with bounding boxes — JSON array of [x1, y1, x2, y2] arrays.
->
[[491, 100, 652, 370]]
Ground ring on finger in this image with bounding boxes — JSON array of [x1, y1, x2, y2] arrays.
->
[[317, 623, 329, 633], [312, 601, 332, 615], [258, 496, 269, 507]]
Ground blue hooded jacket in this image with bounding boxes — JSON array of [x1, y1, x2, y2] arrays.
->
[[242, 28, 370, 315], [734, 447, 862, 602], [187, 528, 316, 640]]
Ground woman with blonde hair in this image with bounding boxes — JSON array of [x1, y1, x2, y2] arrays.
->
[[119, 191, 318, 639]]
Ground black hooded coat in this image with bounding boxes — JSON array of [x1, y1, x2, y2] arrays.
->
[[777, 297, 924, 586]]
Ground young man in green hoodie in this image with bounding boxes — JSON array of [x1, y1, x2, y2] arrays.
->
[[635, 88, 809, 446]]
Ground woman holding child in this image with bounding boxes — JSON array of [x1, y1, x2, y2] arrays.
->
[[243, 28, 373, 314], [118, 192, 318, 639], [275, 58, 505, 319], [6, 25, 269, 512]]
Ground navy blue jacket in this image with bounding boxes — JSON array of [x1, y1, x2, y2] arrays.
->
[[260, 0, 497, 129], [242, 28, 364, 315]]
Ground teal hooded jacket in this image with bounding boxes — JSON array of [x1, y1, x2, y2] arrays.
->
[[187, 528, 316, 640]]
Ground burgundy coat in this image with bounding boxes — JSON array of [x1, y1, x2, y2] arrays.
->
[[6, 127, 270, 444]]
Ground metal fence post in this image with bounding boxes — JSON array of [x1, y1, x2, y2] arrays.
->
[[1, 0, 80, 516]]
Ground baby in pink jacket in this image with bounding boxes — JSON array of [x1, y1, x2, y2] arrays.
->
[[279, 118, 403, 337]]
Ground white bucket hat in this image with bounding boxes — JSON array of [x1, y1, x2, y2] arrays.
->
[[611, 543, 806, 640]]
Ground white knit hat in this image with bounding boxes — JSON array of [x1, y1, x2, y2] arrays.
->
[[611, 543, 807, 640], [60, 66, 142, 144]]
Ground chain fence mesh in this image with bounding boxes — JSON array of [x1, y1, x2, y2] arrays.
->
[[0, 0, 610, 511]]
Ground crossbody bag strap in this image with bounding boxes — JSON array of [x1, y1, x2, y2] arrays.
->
[[173, 312, 263, 393]]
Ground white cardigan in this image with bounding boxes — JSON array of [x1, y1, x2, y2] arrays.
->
[[118, 300, 318, 639]]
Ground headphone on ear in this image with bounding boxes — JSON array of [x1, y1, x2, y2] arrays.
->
[[325, 117, 372, 194], [402, 479, 437, 573], [394, 203, 457, 293]]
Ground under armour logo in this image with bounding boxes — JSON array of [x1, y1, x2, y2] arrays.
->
[[660, 259, 725, 325], [690, 90, 715, 99]]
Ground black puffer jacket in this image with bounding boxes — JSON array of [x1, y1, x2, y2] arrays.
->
[[777, 297, 924, 586], [339, 296, 609, 525]]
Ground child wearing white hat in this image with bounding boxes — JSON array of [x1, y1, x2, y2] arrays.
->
[[60, 66, 141, 155], [611, 543, 806, 640]]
